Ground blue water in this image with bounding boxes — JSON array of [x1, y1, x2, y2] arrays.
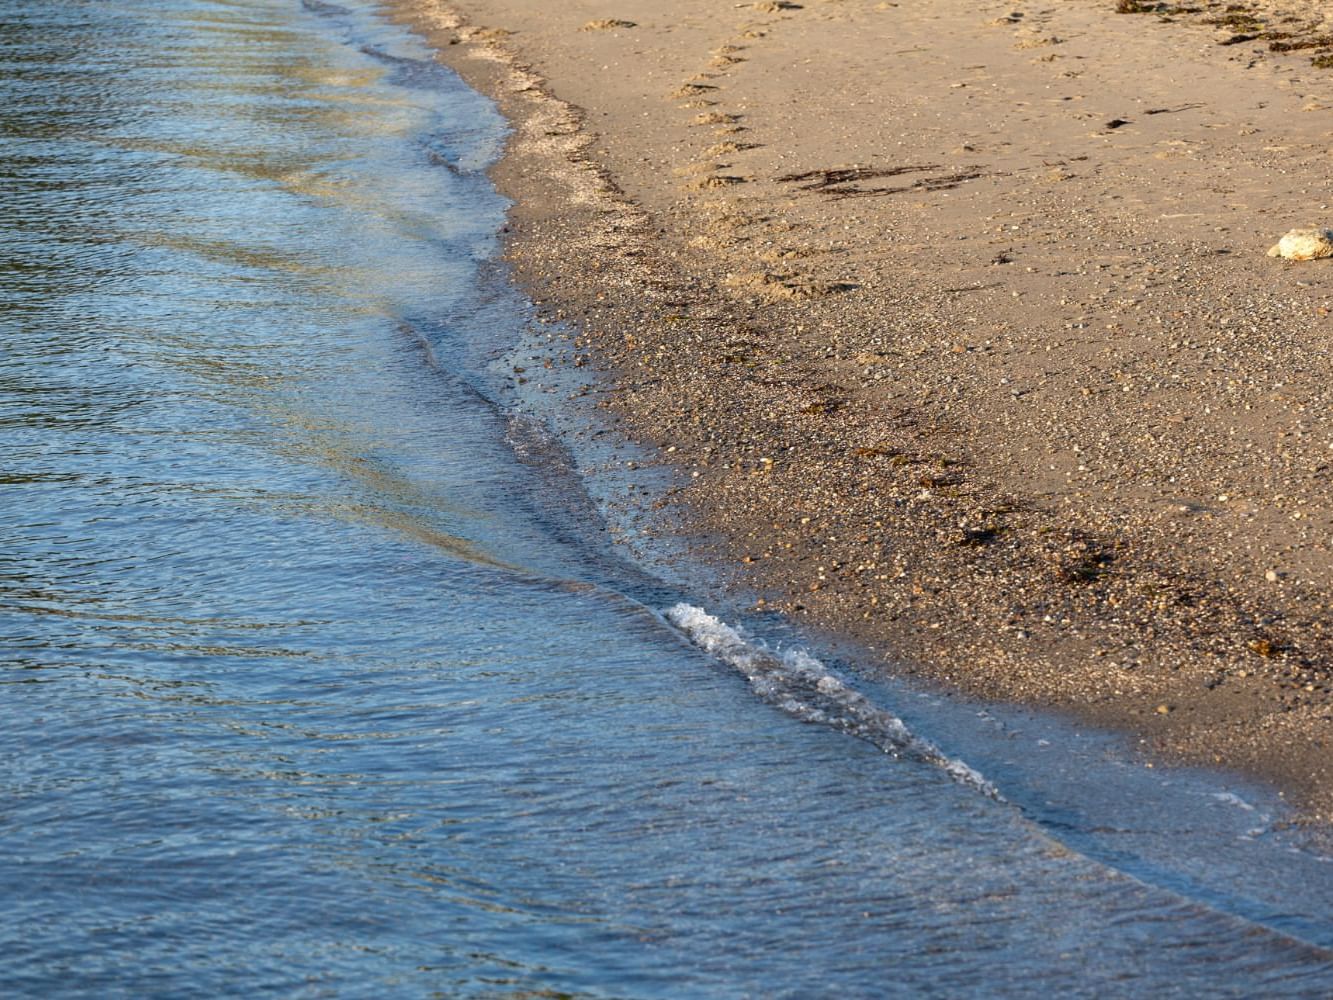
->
[[1, 0, 1331, 995]]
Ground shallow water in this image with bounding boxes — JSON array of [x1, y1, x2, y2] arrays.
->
[[2, 0, 1331, 995]]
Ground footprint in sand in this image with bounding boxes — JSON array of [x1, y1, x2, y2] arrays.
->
[[1014, 33, 1063, 49], [693, 111, 743, 127], [686, 175, 748, 191], [580, 19, 636, 32], [704, 141, 756, 156], [673, 162, 727, 177], [711, 45, 748, 68], [670, 83, 718, 100]]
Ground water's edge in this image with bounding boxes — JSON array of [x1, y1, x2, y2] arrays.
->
[[372, 0, 1333, 949], [2, 1, 1330, 993]]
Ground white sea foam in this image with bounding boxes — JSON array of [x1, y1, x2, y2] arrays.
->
[[665, 603, 1000, 799], [1212, 791, 1258, 813], [1211, 791, 1274, 839]]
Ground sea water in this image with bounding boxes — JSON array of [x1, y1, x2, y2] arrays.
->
[[1, 1, 1331, 995]]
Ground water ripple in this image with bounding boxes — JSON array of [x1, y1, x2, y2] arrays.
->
[[0, 1, 1329, 997]]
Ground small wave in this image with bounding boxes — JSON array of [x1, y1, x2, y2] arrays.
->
[[503, 412, 562, 464], [1212, 791, 1275, 839], [357, 44, 453, 90], [665, 604, 1000, 799], [1212, 791, 1258, 813], [300, 0, 350, 16]]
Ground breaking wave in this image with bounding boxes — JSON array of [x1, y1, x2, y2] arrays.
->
[[665, 604, 1001, 799]]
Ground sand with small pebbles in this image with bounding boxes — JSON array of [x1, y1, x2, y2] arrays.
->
[[388, 0, 1333, 819]]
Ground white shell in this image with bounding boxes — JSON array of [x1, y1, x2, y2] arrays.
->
[[1267, 228, 1333, 261]]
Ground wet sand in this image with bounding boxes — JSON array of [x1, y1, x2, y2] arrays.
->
[[389, 0, 1333, 818]]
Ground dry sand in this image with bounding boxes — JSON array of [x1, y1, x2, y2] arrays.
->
[[388, 0, 1333, 818]]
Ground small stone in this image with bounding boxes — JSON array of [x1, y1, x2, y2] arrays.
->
[[1265, 570, 1278, 582], [1155, 703, 1172, 715], [1266, 227, 1333, 261]]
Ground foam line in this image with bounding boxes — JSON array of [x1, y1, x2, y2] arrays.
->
[[665, 603, 1001, 799]]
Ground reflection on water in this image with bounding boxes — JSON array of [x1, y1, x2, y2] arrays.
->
[[1, 0, 1331, 996]]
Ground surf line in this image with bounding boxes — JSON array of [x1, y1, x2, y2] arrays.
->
[[665, 603, 1002, 799]]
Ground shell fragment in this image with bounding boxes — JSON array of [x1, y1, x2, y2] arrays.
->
[[1267, 228, 1333, 261]]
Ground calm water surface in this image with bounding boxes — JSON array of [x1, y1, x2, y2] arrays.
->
[[2, 0, 1332, 995]]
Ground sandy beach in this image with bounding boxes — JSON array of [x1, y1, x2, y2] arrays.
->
[[389, 0, 1333, 817]]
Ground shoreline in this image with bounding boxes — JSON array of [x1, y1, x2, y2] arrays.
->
[[389, 0, 1333, 819]]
